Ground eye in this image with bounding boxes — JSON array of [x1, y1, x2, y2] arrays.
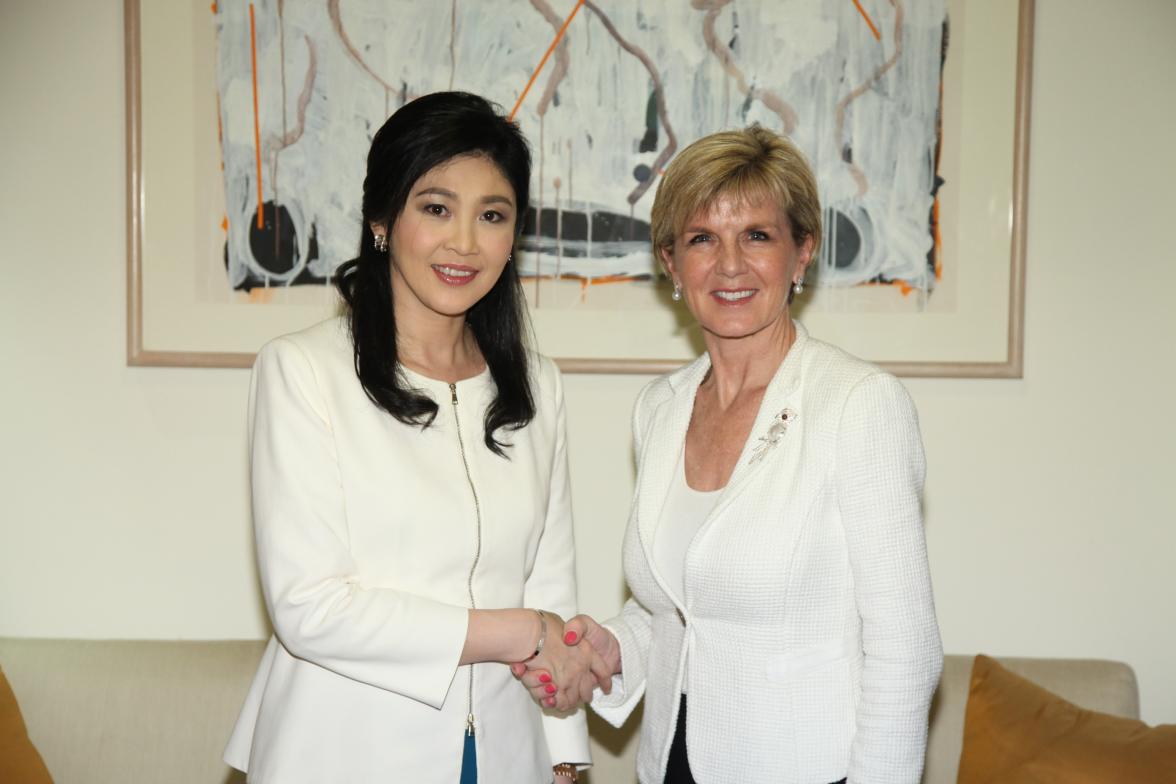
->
[[686, 233, 711, 245], [481, 209, 506, 223], [423, 203, 448, 217], [748, 230, 770, 241]]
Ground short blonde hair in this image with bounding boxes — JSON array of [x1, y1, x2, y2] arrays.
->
[[650, 125, 822, 258]]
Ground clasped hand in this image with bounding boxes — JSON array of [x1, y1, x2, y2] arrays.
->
[[510, 614, 621, 712]]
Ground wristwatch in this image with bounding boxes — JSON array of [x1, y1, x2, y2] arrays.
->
[[553, 762, 579, 781]]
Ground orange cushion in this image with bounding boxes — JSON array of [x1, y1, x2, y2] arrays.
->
[[957, 654, 1176, 783], [0, 666, 53, 783]]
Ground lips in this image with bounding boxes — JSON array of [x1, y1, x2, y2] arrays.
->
[[431, 264, 478, 286], [711, 289, 756, 304]]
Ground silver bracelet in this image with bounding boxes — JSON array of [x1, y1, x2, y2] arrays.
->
[[528, 609, 547, 660]]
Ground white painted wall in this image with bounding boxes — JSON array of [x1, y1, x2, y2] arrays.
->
[[1, 8, 1172, 782]]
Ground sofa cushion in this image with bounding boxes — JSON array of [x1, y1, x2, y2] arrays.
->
[[0, 639, 262, 784], [1, 666, 53, 784], [957, 654, 1176, 783]]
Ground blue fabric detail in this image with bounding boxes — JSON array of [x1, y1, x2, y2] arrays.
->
[[460, 731, 477, 784]]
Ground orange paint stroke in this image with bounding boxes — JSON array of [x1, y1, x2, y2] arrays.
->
[[221, 216, 229, 232], [509, 0, 585, 122], [211, 3, 218, 13], [249, 4, 264, 230], [864, 279, 916, 296], [852, 0, 882, 41]]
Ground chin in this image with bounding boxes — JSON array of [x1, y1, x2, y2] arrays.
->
[[698, 313, 770, 340]]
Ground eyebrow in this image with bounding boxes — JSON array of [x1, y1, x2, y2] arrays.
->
[[414, 187, 514, 207]]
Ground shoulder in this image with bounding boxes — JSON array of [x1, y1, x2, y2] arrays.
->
[[526, 350, 563, 406], [253, 317, 353, 407], [797, 330, 886, 391], [799, 331, 917, 430], [793, 328, 917, 426], [637, 354, 707, 416], [258, 316, 348, 362]]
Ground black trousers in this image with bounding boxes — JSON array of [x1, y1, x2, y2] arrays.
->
[[664, 695, 847, 784]]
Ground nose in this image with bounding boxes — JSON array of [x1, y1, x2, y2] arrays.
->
[[447, 215, 478, 256], [715, 242, 746, 277]]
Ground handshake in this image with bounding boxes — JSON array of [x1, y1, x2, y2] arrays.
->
[[509, 613, 622, 713]]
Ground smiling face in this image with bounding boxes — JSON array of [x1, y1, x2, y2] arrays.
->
[[374, 154, 517, 323], [661, 192, 814, 344]]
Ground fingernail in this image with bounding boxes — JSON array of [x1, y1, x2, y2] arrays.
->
[[539, 673, 551, 683], [545, 697, 556, 707], [545, 684, 556, 694], [564, 632, 578, 644]]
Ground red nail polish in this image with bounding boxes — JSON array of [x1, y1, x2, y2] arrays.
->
[[564, 631, 578, 644], [545, 684, 556, 694], [539, 673, 551, 683]]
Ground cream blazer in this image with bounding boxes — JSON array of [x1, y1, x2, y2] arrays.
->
[[224, 317, 589, 784], [592, 323, 943, 784]]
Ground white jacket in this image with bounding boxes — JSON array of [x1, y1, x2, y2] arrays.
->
[[224, 317, 589, 783], [592, 323, 942, 784]]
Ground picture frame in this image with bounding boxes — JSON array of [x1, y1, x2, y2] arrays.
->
[[125, 0, 1031, 376]]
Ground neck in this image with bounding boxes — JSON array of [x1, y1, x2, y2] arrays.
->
[[391, 280, 482, 383], [701, 314, 795, 408]]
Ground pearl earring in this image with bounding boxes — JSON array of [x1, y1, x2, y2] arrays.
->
[[792, 277, 805, 296], [671, 282, 682, 302], [373, 234, 388, 253]]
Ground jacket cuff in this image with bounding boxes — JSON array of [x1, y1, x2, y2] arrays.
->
[[588, 621, 646, 727]]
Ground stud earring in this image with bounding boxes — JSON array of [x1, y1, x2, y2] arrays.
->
[[373, 234, 388, 253], [507, 252, 513, 263], [671, 282, 682, 302], [792, 277, 805, 296]]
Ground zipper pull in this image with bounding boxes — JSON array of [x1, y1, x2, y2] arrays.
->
[[449, 382, 458, 405], [466, 713, 476, 737]]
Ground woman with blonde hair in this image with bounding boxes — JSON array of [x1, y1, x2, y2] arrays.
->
[[519, 125, 942, 784]]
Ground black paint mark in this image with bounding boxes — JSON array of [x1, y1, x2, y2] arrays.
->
[[639, 91, 659, 152]]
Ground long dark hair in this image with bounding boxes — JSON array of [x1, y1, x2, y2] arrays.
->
[[334, 92, 534, 456]]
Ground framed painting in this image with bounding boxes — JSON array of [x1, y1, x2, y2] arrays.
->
[[126, 0, 1031, 376]]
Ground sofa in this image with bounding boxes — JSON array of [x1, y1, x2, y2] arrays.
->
[[0, 637, 1141, 783]]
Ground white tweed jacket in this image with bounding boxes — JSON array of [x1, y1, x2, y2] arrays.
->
[[592, 323, 942, 784]]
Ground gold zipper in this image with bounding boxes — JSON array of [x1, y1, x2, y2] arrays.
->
[[450, 382, 483, 737]]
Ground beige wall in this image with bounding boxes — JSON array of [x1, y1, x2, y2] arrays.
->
[[1, 5, 1172, 774]]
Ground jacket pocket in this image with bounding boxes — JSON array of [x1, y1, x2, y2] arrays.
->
[[764, 638, 858, 683]]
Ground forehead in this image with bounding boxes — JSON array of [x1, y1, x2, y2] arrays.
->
[[414, 154, 514, 196], [684, 189, 788, 227]]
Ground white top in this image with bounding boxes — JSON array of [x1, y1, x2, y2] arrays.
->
[[654, 446, 722, 608], [654, 447, 722, 696], [222, 317, 589, 784], [592, 322, 943, 784]]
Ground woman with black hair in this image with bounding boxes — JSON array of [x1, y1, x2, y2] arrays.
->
[[224, 92, 601, 784]]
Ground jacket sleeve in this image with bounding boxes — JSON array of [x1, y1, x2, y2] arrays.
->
[[521, 359, 591, 766], [836, 373, 943, 783], [249, 338, 469, 709], [589, 379, 658, 727]]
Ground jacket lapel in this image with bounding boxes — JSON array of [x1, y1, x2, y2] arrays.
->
[[634, 355, 711, 565], [698, 322, 811, 530]]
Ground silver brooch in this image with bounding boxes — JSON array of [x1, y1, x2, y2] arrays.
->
[[748, 408, 798, 464]]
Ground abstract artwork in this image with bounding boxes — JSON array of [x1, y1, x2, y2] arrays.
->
[[127, 0, 1030, 374], [213, 0, 945, 302]]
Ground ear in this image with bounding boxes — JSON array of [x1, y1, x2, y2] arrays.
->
[[658, 246, 679, 286], [370, 221, 387, 238], [797, 235, 816, 278]]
